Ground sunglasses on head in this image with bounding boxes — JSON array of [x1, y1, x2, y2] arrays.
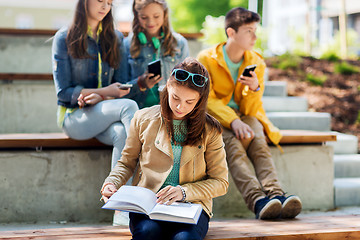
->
[[171, 69, 208, 87]]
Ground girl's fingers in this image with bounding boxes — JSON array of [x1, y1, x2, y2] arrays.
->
[[156, 186, 180, 204]]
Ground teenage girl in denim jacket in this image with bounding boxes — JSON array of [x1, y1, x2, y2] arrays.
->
[[124, 0, 189, 109], [52, 0, 138, 169]]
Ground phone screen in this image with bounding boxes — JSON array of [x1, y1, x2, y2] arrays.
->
[[147, 60, 161, 77], [242, 65, 257, 77]]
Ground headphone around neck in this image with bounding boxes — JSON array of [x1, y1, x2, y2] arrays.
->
[[137, 31, 164, 50]]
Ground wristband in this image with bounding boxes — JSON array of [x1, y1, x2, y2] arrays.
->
[[253, 86, 261, 92], [177, 185, 186, 202], [137, 77, 147, 92]]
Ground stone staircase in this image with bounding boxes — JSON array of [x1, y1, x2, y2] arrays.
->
[[263, 80, 360, 208]]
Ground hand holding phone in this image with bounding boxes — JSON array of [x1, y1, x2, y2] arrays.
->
[[147, 59, 161, 78], [242, 64, 257, 77]]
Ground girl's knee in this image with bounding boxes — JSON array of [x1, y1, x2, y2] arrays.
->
[[125, 99, 139, 113]]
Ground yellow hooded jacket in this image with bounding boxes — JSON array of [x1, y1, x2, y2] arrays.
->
[[197, 42, 282, 145]]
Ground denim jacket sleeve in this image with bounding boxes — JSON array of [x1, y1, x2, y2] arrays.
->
[[52, 28, 82, 107], [121, 36, 143, 99]]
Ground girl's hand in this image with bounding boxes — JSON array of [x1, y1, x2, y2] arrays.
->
[[77, 94, 86, 108], [238, 70, 259, 91], [78, 93, 103, 106], [103, 83, 130, 98], [139, 73, 162, 89], [156, 185, 183, 205], [101, 184, 118, 203]]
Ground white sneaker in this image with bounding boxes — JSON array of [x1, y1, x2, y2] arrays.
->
[[113, 210, 129, 226]]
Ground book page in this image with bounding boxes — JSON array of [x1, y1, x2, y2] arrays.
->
[[102, 186, 157, 215], [149, 202, 202, 224]]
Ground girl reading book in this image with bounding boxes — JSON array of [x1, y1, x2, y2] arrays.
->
[[101, 57, 228, 240]]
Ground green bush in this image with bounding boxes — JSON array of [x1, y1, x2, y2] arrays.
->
[[320, 52, 340, 62], [272, 53, 302, 70], [305, 73, 327, 86], [357, 111, 360, 124], [334, 61, 360, 75]]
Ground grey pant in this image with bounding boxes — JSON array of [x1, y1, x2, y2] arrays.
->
[[63, 98, 138, 169]]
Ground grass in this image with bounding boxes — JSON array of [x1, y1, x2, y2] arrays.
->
[[334, 61, 360, 75], [305, 73, 327, 86], [320, 52, 340, 62], [272, 53, 303, 70]]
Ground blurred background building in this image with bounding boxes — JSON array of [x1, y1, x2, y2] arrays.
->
[[0, 0, 359, 57]]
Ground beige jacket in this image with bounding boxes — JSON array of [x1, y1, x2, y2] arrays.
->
[[102, 105, 229, 217]]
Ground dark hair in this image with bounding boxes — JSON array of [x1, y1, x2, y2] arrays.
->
[[225, 7, 260, 36], [160, 57, 222, 146], [130, 0, 177, 58], [66, 0, 120, 68]]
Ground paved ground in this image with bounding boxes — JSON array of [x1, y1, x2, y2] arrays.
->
[[1, 206, 360, 232]]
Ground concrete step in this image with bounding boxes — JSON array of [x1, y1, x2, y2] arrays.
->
[[326, 132, 359, 154], [334, 154, 360, 178], [334, 178, 360, 207], [267, 112, 331, 131], [264, 81, 287, 97], [262, 96, 308, 112]]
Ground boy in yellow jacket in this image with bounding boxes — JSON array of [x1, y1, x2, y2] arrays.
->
[[197, 7, 302, 220]]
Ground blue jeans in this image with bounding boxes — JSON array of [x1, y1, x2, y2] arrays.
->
[[63, 98, 138, 168], [129, 210, 210, 240]]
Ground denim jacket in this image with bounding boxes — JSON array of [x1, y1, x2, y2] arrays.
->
[[124, 32, 189, 108], [52, 27, 128, 108]]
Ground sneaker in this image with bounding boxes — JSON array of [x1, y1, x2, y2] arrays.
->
[[273, 195, 302, 219], [254, 197, 282, 220], [113, 210, 129, 226]]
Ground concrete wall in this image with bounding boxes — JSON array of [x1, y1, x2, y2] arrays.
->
[[0, 145, 334, 223], [0, 149, 112, 223], [0, 35, 203, 74], [0, 36, 53, 73], [0, 82, 58, 133]]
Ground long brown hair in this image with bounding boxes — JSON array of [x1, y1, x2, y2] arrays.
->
[[160, 57, 222, 146], [66, 0, 120, 68], [130, 0, 177, 58]]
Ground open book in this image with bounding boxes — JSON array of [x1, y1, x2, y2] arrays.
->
[[102, 185, 203, 224]]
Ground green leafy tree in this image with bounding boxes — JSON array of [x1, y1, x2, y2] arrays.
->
[[168, 0, 231, 33], [168, 0, 254, 33]]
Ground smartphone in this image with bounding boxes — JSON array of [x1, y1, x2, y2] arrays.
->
[[147, 59, 161, 78], [242, 64, 257, 77], [118, 83, 133, 89]]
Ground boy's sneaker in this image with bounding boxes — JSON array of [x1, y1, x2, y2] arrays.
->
[[273, 195, 302, 219], [254, 197, 282, 220]]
